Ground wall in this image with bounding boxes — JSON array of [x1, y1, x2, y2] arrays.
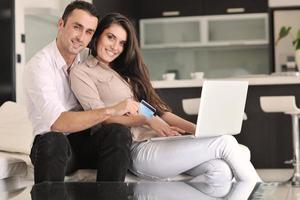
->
[[273, 10, 300, 72], [24, 9, 59, 62], [269, 0, 300, 7], [22, 0, 59, 9]]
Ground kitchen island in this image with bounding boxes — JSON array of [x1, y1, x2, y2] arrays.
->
[[152, 74, 300, 88], [152, 75, 300, 168]]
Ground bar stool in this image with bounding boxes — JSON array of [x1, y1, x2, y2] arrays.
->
[[182, 98, 248, 119], [260, 96, 300, 186], [182, 98, 200, 115]]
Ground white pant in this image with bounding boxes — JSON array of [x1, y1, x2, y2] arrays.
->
[[133, 182, 256, 199], [130, 135, 261, 182]]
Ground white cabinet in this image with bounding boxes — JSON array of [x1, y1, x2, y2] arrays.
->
[[140, 17, 202, 48], [140, 13, 268, 49], [140, 13, 269, 80], [205, 13, 268, 46]]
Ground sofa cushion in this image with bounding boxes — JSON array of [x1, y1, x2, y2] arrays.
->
[[0, 102, 33, 154], [0, 151, 30, 179]]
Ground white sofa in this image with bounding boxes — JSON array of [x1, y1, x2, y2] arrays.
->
[[0, 101, 191, 189]]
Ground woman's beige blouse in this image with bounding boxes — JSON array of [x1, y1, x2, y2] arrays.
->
[[69, 55, 160, 141]]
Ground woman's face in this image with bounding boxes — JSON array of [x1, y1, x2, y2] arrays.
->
[[96, 23, 127, 65]]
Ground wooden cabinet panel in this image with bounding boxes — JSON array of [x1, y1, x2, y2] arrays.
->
[[94, 0, 268, 21], [202, 0, 268, 15], [138, 0, 267, 19], [138, 0, 204, 18], [0, 0, 14, 104], [94, 0, 137, 19]]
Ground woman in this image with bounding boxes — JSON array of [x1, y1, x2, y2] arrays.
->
[[70, 13, 261, 182]]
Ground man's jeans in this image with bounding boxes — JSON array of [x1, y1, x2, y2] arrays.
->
[[30, 123, 132, 184]]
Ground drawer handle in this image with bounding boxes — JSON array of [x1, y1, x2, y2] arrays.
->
[[162, 11, 180, 17], [226, 7, 245, 13]]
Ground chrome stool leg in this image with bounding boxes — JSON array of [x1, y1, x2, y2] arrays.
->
[[260, 96, 300, 186], [291, 115, 300, 186]]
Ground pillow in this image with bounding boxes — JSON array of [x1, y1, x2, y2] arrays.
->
[[0, 101, 33, 154], [0, 151, 29, 179]]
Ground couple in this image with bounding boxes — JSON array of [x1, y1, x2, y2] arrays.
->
[[24, 1, 261, 184]]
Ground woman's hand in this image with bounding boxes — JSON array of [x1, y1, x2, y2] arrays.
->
[[147, 116, 185, 137], [161, 112, 196, 134]]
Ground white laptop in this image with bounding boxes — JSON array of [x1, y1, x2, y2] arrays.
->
[[150, 80, 249, 141]]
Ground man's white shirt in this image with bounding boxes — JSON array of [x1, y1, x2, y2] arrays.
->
[[23, 40, 81, 137]]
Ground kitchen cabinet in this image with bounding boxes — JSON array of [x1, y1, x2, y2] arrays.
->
[[140, 13, 269, 80], [0, 0, 15, 104], [206, 14, 268, 46], [140, 16, 202, 49], [93, 0, 138, 26], [202, 0, 268, 15], [138, 0, 204, 19], [155, 83, 299, 169], [140, 13, 268, 49], [138, 0, 267, 19]]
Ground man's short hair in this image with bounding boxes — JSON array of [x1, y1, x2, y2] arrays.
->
[[62, 0, 99, 23]]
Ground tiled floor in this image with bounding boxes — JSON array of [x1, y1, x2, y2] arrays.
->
[[5, 169, 300, 199], [257, 168, 293, 182], [256, 169, 300, 200]]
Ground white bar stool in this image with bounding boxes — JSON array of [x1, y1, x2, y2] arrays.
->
[[182, 98, 248, 119], [260, 96, 300, 186], [182, 98, 200, 115]]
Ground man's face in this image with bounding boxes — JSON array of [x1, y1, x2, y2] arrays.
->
[[57, 9, 98, 56]]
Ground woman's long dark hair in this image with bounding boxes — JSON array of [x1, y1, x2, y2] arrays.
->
[[90, 13, 170, 114]]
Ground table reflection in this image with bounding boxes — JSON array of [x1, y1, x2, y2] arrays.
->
[[29, 181, 257, 200]]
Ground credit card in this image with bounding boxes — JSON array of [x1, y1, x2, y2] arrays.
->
[[138, 100, 156, 118]]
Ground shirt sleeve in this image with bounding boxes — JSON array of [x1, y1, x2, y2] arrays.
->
[[24, 61, 66, 131], [69, 66, 105, 111]]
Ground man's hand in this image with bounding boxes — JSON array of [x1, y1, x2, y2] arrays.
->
[[108, 99, 139, 116]]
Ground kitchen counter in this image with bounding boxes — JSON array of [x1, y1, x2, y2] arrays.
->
[[151, 74, 300, 89]]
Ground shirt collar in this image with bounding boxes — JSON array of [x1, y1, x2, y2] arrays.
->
[[52, 40, 81, 74], [85, 55, 99, 68], [85, 55, 111, 70], [85, 55, 131, 88]]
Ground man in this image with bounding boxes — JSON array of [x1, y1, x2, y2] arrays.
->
[[23, 1, 138, 184]]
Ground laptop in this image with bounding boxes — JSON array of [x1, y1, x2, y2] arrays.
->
[[150, 80, 249, 141]]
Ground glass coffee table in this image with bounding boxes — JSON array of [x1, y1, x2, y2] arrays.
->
[[4, 181, 281, 200]]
